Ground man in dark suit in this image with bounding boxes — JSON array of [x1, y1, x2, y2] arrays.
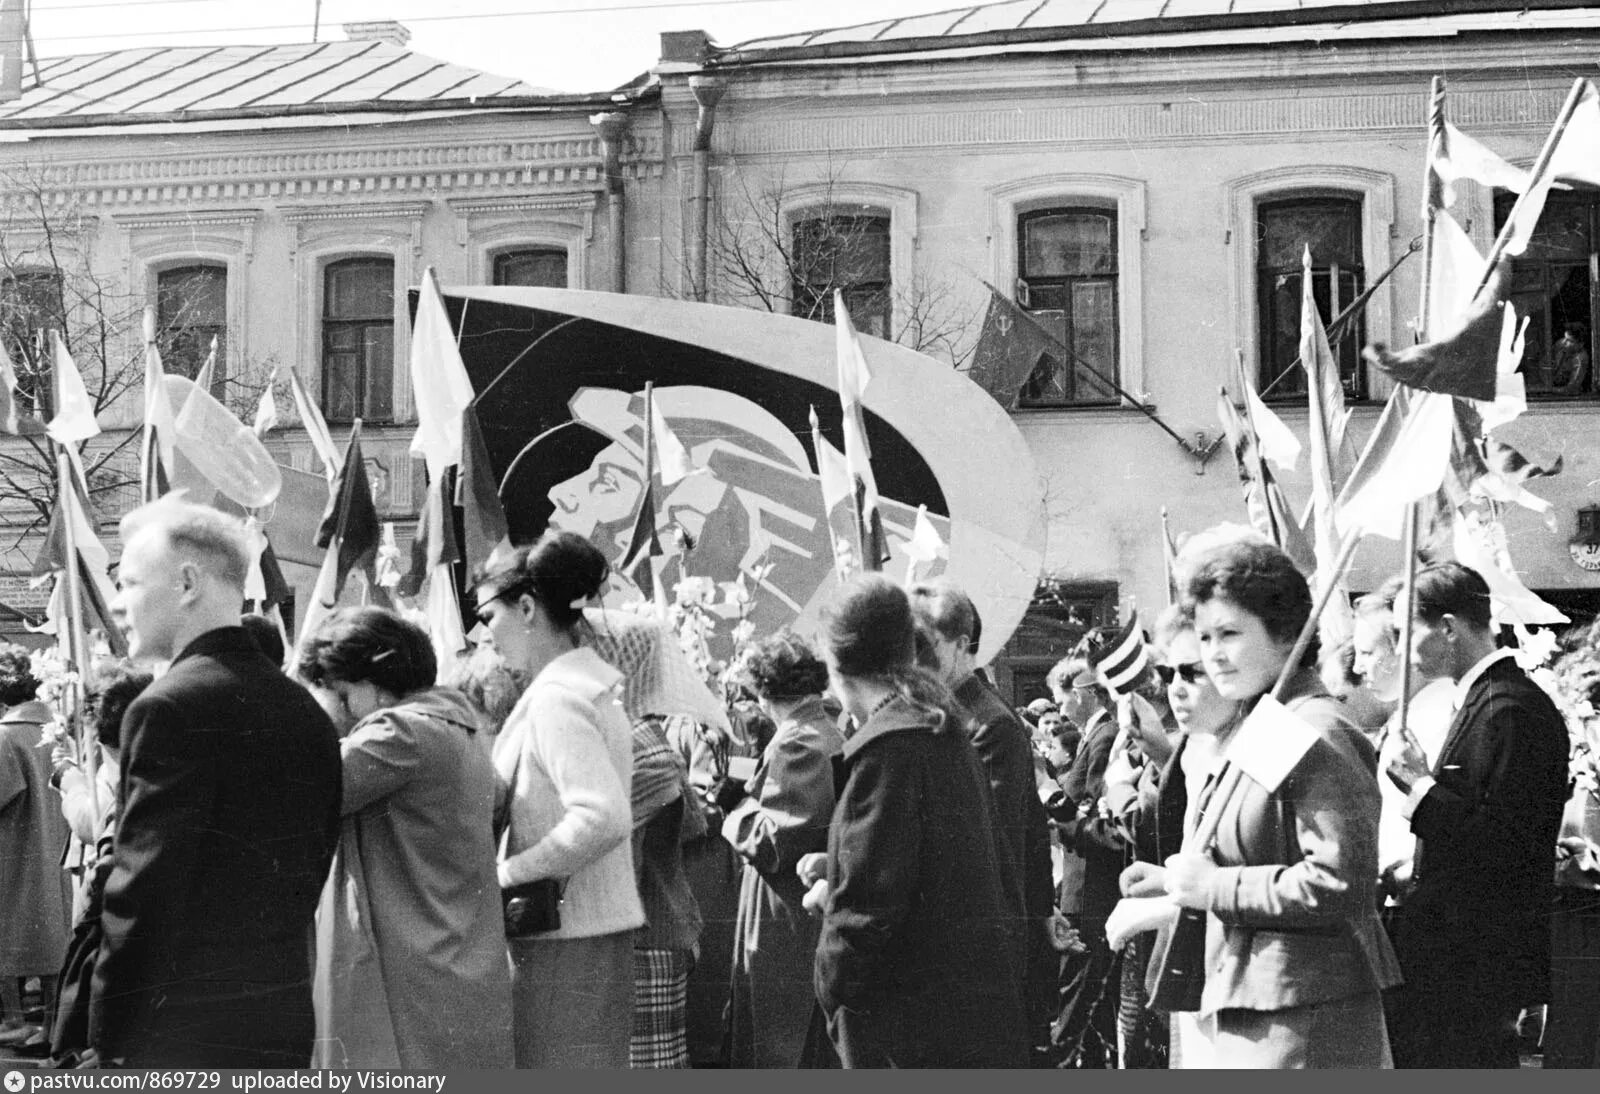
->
[[91, 497, 341, 1067], [1381, 562, 1569, 1069], [910, 581, 1055, 1067]]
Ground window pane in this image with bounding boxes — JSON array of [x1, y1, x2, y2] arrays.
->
[[362, 325, 395, 421], [325, 259, 394, 320], [1071, 280, 1118, 401], [1522, 199, 1591, 263], [322, 348, 361, 423], [1495, 193, 1598, 398], [1024, 212, 1116, 278], [157, 266, 227, 385], [1257, 198, 1362, 271], [1, 271, 64, 413], [494, 248, 568, 288], [1255, 198, 1365, 398], [791, 214, 891, 331]]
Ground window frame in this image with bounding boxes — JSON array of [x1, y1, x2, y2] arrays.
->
[[0, 268, 65, 417], [1253, 193, 1368, 401], [1492, 187, 1600, 402], [320, 255, 397, 426], [787, 210, 893, 337], [155, 262, 229, 395], [1014, 203, 1121, 408], [776, 182, 918, 340], [987, 174, 1147, 409], [491, 245, 571, 289]]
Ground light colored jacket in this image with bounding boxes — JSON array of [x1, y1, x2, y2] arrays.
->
[[493, 646, 644, 941], [1198, 671, 1403, 1015]]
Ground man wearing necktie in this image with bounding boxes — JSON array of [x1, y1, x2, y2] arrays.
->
[[1381, 563, 1569, 1069]]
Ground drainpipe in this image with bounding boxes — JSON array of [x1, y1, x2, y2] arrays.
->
[[688, 76, 726, 303], [590, 111, 630, 294]]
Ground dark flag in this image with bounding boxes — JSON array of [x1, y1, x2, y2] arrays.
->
[[457, 406, 511, 572], [401, 471, 461, 599], [1365, 258, 1509, 402], [314, 424, 380, 600], [968, 289, 1056, 410]]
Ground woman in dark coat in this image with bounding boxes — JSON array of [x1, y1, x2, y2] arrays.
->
[[721, 631, 843, 1068], [807, 574, 1028, 1068]]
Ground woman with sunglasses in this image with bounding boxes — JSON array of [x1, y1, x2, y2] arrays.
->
[[473, 531, 644, 1068], [296, 607, 513, 1069], [1119, 540, 1400, 1067]]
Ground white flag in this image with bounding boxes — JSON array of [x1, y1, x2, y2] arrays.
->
[[46, 333, 100, 445], [408, 267, 477, 479]]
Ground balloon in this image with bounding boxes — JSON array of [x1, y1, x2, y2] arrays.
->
[[165, 375, 283, 509]]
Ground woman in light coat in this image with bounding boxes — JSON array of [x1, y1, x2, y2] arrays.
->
[[298, 607, 513, 1070], [474, 530, 644, 1069]]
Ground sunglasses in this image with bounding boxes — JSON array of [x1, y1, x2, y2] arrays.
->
[[1154, 661, 1207, 687], [474, 585, 530, 626]]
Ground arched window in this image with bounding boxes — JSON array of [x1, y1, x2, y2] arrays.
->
[[1016, 206, 1119, 406], [1255, 195, 1366, 399], [322, 257, 395, 424], [157, 264, 227, 392], [493, 247, 568, 288]]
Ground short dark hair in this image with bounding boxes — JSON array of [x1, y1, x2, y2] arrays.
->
[[822, 574, 918, 679], [909, 579, 981, 656], [296, 606, 438, 697], [240, 614, 285, 668], [732, 630, 829, 702], [1413, 562, 1493, 631], [1184, 539, 1318, 667], [90, 663, 154, 752], [472, 529, 609, 632], [0, 643, 37, 706]]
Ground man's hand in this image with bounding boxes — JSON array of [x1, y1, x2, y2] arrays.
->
[[1382, 724, 1431, 794]]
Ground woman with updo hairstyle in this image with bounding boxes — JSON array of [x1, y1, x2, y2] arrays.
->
[[719, 631, 844, 1067], [472, 530, 644, 1069], [804, 574, 1027, 1068], [1116, 539, 1401, 1068], [295, 606, 513, 1069]]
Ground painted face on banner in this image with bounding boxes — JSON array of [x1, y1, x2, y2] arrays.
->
[[546, 443, 645, 544]]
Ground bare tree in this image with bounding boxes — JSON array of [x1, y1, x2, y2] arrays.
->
[[0, 167, 274, 554], [702, 161, 979, 367]]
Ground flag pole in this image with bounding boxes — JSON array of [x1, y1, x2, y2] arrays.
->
[[57, 446, 99, 834], [1470, 76, 1587, 301]]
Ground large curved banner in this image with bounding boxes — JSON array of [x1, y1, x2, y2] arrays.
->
[[441, 288, 1045, 665]]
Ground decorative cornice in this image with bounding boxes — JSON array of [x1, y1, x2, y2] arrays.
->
[[112, 209, 261, 230], [0, 134, 664, 211], [281, 199, 432, 225], [446, 192, 600, 246], [692, 85, 1571, 158]]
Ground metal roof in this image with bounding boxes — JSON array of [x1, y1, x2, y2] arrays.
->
[[719, 0, 1600, 62], [0, 40, 611, 129]]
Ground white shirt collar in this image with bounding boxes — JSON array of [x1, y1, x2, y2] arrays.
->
[[1452, 647, 1515, 711]]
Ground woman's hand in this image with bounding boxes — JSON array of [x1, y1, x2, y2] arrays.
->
[[1106, 895, 1180, 951], [1163, 851, 1217, 909], [1119, 860, 1168, 898], [800, 878, 830, 917], [795, 851, 828, 887]]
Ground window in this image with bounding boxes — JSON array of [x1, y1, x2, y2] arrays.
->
[[1255, 196, 1366, 399], [322, 258, 394, 424], [493, 247, 568, 288], [1495, 191, 1598, 399], [156, 265, 227, 393], [790, 214, 890, 338], [1016, 207, 1120, 406], [0, 270, 64, 415]]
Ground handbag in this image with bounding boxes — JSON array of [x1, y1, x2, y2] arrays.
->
[[496, 760, 567, 939], [502, 877, 565, 938]]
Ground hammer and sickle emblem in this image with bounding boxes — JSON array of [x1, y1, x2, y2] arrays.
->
[[996, 313, 1013, 337]]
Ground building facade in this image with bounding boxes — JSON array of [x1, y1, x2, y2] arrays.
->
[[3, 4, 1599, 702]]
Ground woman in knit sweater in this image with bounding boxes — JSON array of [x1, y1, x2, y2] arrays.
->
[[474, 531, 644, 1069]]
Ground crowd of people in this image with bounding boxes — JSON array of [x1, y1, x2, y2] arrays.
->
[[1, 494, 1598, 1068]]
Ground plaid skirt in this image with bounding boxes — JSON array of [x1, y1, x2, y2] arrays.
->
[[631, 946, 693, 1068]]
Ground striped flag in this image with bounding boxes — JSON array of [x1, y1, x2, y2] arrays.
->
[[1090, 610, 1150, 697], [457, 407, 512, 572]]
